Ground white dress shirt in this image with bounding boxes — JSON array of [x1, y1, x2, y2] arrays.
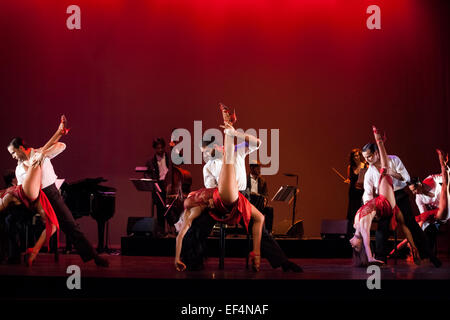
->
[[203, 142, 259, 191], [362, 155, 410, 204], [16, 147, 64, 189], [415, 174, 449, 229], [156, 154, 169, 181], [250, 175, 259, 194], [415, 174, 442, 214]]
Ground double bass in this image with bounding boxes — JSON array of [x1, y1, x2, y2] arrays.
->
[[164, 149, 192, 227]]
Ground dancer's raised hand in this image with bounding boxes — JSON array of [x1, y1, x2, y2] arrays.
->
[[30, 151, 45, 168], [368, 257, 385, 266]]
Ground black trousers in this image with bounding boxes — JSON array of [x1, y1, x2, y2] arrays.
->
[[43, 183, 97, 262], [262, 206, 274, 233], [181, 208, 288, 269], [152, 181, 167, 232], [375, 188, 433, 260]]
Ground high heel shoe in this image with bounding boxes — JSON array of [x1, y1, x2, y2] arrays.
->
[[219, 103, 237, 126], [411, 247, 421, 266], [24, 248, 34, 267], [60, 115, 70, 135], [372, 125, 386, 143], [249, 251, 261, 272]]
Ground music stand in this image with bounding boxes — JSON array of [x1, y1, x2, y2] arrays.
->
[[130, 178, 166, 208], [272, 185, 298, 227], [130, 178, 157, 192]]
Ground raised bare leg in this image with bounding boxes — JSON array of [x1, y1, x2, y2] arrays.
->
[[217, 125, 239, 206], [436, 150, 448, 220], [21, 165, 42, 202], [22, 116, 68, 202], [249, 205, 264, 271], [396, 209, 420, 264], [373, 126, 396, 208]]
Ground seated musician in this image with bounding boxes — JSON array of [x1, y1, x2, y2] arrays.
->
[[247, 160, 274, 234], [144, 137, 173, 237]]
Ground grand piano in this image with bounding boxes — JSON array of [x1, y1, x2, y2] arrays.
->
[[60, 177, 116, 253]]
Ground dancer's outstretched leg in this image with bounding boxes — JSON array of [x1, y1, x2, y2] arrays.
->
[[22, 115, 67, 202], [373, 126, 419, 263], [23, 116, 66, 266], [218, 107, 262, 270], [217, 124, 239, 205], [373, 126, 396, 208]]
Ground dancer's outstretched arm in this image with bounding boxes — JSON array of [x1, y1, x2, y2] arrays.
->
[[175, 207, 203, 271], [358, 217, 375, 263]]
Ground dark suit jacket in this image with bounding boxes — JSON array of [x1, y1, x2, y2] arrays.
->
[[246, 174, 268, 200], [144, 152, 173, 184]]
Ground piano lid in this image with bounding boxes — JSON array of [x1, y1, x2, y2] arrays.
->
[[62, 177, 116, 192]]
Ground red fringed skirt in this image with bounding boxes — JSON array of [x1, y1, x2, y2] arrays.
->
[[1, 186, 59, 248], [184, 188, 253, 231], [355, 194, 398, 230]]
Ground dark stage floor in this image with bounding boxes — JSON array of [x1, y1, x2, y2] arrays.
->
[[1, 254, 449, 280], [1, 254, 450, 314]]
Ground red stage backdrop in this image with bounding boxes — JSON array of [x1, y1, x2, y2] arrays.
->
[[1, 0, 448, 245]]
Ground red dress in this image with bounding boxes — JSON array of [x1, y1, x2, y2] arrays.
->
[[1, 186, 59, 248], [355, 170, 398, 230], [184, 188, 253, 231]]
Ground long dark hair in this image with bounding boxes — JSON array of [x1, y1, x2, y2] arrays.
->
[[353, 243, 369, 267], [349, 148, 363, 169], [9, 137, 27, 149]]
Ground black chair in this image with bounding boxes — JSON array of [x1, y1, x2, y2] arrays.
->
[[24, 213, 59, 262], [214, 222, 251, 270]]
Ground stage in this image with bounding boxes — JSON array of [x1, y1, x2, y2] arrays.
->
[[1, 0, 450, 315], [1, 254, 449, 313]]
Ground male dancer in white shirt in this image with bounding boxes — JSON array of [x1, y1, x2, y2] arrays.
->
[[362, 143, 440, 266], [410, 174, 450, 227], [8, 137, 109, 267]]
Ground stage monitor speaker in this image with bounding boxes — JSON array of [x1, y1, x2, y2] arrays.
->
[[286, 220, 304, 239], [320, 219, 348, 239], [127, 217, 156, 237]]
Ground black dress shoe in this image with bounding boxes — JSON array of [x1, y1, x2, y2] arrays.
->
[[7, 256, 21, 265], [94, 255, 110, 267], [430, 255, 442, 268], [281, 260, 303, 273], [187, 263, 205, 271]]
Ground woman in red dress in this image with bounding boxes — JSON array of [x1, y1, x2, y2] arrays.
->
[[349, 126, 420, 267], [0, 116, 67, 266], [175, 105, 265, 272]]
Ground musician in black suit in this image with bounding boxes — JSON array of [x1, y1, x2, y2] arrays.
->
[[145, 137, 173, 237], [247, 161, 274, 233]]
